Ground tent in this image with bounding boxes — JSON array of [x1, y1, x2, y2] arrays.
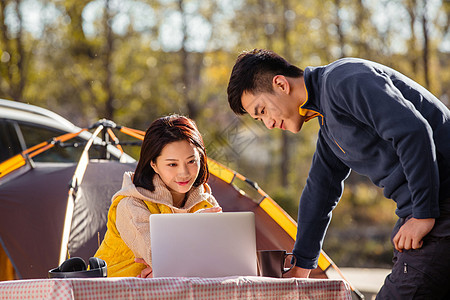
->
[[0, 119, 362, 298]]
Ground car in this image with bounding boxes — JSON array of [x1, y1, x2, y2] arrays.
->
[[0, 98, 135, 164]]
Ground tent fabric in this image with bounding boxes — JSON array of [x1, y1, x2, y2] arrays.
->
[[0, 162, 76, 279], [0, 161, 136, 279], [0, 244, 15, 280], [67, 161, 138, 262]]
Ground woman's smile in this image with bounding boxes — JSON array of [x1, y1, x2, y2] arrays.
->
[[176, 179, 191, 186]]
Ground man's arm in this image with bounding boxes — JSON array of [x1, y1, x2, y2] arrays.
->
[[284, 266, 311, 278], [293, 133, 350, 269]]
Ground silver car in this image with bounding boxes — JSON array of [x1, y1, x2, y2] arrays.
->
[[0, 98, 135, 164]]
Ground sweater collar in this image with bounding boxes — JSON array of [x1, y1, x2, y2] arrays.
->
[[299, 66, 325, 123], [138, 174, 204, 209], [115, 172, 212, 210], [300, 66, 323, 112]]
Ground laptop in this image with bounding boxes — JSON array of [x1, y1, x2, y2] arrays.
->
[[150, 212, 258, 278]]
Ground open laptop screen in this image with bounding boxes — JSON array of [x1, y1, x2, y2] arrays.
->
[[150, 212, 257, 278]]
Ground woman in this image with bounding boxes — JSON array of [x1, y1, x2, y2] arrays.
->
[[95, 114, 221, 277]]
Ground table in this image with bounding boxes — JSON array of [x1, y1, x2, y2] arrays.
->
[[0, 276, 352, 300]]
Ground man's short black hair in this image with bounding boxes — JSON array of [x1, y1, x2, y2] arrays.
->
[[227, 49, 304, 115]]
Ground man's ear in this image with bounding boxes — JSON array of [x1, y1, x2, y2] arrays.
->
[[272, 75, 290, 94]]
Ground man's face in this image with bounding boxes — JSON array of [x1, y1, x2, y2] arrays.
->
[[241, 89, 305, 133]]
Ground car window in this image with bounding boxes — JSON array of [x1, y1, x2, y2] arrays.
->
[[18, 123, 85, 162], [1, 117, 121, 164], [18, 123, 117, 162], [0, 120, 22, 162]]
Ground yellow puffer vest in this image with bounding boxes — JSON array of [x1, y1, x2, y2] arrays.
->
[[94, 194, 213, 277]]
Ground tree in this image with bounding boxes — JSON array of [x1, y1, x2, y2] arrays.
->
[[279, 0, 292, 188], [0, 0, 27, 101], [102, 0, 115, 120]]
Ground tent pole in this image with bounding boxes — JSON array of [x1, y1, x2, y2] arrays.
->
[[58, 125, 104, 265]]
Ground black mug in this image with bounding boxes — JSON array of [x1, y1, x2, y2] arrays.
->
[[257, 250, 297, 278]]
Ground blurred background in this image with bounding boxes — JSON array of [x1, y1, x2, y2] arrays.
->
[[1, 0, 449, 269]]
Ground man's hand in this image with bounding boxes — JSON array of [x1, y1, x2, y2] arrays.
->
[[135, 258, 153, 278], [283, 266, 311, 278], [393, 217, 435, 252]]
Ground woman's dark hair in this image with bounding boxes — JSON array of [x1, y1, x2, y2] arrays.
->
[[227, 49, 304, 115], [133, 114, 209, 191]]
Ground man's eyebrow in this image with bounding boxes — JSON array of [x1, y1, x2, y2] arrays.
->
[[253, 105, 260, 118]]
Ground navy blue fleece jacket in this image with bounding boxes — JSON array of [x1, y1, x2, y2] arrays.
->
[[293, 58, 450, 269]]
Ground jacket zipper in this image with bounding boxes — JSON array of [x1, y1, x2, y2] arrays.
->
[[334, 139, 346, 154], [303, 108, 344, 153]]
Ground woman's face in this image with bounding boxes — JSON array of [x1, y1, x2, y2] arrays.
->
[[151, 140, 201, 197]]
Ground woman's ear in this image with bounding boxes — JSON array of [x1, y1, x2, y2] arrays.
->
[[150, 161, 159, 174], [272, 75, 290, 94]]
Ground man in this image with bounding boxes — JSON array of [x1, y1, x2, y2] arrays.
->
[[227, 49, 450, 299]]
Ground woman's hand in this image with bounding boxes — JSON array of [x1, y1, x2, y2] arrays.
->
[[135, 258, 153, 278], [195, 207, 223, 213]]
